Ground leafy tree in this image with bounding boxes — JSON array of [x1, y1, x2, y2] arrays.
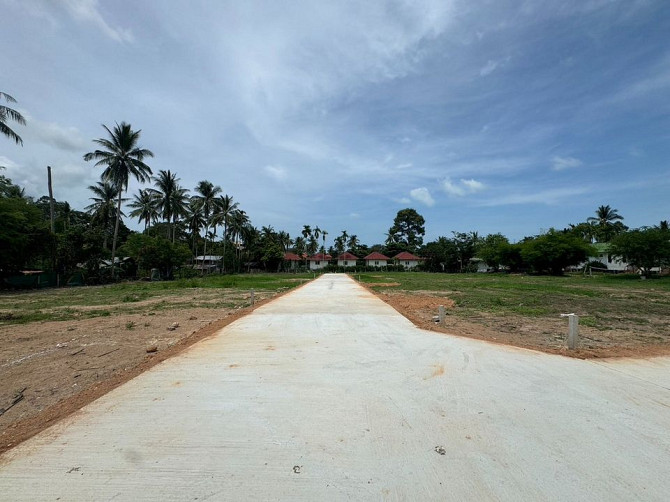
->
[[83, 122, 154, 276], [452, 231, 480, 272], [0, 167, 26, 198], [120, 233, 191, 279], [476, 233, 510, 271], [389, 208, 425, 252], [520, 230, 595, 275], [421, 237, 458, 272], [0, 92, 26, 145], [0, 197, 51, 274], [609, 228, 670, 275]]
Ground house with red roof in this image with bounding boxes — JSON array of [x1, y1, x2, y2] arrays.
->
[[337, 252, 358, 268], [394, 251, 424, 270], [307, 252, 331, 270], [283, 252, 302, 270], [364, 251, 390, 268]]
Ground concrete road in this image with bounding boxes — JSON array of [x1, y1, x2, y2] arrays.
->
[[1, 274, 669, 501]]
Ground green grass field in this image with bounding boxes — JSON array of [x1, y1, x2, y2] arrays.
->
[[0, 273, 313, 325], [355, 272, 670, 331]]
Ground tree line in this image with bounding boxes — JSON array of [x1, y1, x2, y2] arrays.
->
[[1, 95, 668, 281]]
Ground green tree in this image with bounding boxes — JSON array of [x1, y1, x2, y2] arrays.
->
[[128, 189, 159, 231], [193, 180, 222, 269], [0, 197, 50, 274], [150, 170, 188, 241], [520, 231, 595, 275], [83, 122, 154, 276], [0, 92, 26, 145], [211, 194, 239, 272], [86, 181, 125, 251], [476, 233, 510, 271], [120, 233, 191, 279], [389, 208, 425, 252], [587, 205, 626, 242], [609, 228, 670, 276]]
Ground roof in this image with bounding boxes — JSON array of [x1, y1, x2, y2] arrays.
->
[[283, 252, 301, 261], [394, 251, 423, 261], [195, 255, 223, 261], [337, 252, 358, 260], [308, 253, 332, 261], [593, 243, 611, 253], [364, 252, 390, 261]]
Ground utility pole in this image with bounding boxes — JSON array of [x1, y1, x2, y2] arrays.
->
[[47, 165, 55, 233]]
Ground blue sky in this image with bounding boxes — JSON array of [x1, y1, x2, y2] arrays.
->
[[2, 0, 668, 245]]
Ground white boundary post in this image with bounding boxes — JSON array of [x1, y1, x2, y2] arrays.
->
[[560, 313, 579, 349]]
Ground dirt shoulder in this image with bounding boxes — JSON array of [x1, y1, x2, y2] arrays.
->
[[0, 291, 279, 455], [367, 288, 670, 359]]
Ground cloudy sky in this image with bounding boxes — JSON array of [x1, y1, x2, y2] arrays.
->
[[2, 0, 669, 245]]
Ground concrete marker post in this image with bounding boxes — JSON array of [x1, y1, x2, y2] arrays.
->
[[438, 305, 445, 324], [250, 289, 255, 306], [560, 313, 579, 349]]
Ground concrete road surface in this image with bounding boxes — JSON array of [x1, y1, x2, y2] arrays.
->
[[1, 274, 669, 500]]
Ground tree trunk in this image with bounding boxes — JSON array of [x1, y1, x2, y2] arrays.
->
[[222, 223, 227, 273], [202, 224, 208, 276], [111, 192, 122, 280], [47, 166, 55, 233]]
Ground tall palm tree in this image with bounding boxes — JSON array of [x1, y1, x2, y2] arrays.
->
[[347, 234, 359, 253], [185, 199, 206, 259], [128, 189, 159, 231], [321, 229, 328, 255], [211, 194, 239, 272], [587, 205, 625, 242], [150, 169, 179, 240], [301, 225, 312, 240], [0, 92, 26, 145], [229, 209, 250, 271], [193, 180, 222, 272], [86, 181, 125, 251], [83, 122, 153, 275], [277, 231, 292, 252]]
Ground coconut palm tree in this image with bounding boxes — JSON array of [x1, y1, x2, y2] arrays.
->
[[320, 229, 328, 255], [86, 181, 125, 251], [150, 169, 179, 240], [587, 205, 625, 242], [347, 234, 359, 253], [193, 180, 222, 272], [83, 122, 153, 276], [0, 92, 26, 145], [211, 194, 239, 272], [185, 198, 205, 259], [128, 189, 159, 231]]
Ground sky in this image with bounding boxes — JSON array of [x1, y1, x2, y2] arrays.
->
[[2, 0, 669, 246]]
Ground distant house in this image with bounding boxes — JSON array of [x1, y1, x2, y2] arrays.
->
[[283, 252, 302, 270], [393, 251, 424, 270], [364, 251, 390, 268], [337, 252, 358, 268], [308, 253, 331, 270], [470, 257, 489, 273], [194, 255, 222, 272], [590, 243, 631, 272]]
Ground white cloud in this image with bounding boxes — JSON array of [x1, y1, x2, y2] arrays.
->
[[409, 187, 435, 206], [349, 212, 360, 219], [395, 197, 412, 204], [62, 0, 133, 42], [461, 178, 486, 192], [21, 114, 87, 152], [396, 163, 413, 169], [479, 60, 499, 76], [263, 165, 287, 181], [551, 156, 583, 171], [442, 178, 486, 197], [478, 186, 592, 207], [0, 156, 19, 169]]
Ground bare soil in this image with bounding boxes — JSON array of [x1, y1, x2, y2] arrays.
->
[[374, 290, 670, 359], [0, 290, 277, 454]]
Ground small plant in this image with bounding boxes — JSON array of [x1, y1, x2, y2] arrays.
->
[[126, 321, 135, 330]]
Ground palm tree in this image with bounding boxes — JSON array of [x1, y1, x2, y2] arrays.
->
[[185, 199, 205, 259], [321, 229, 328, 255], [128, 189, 159, 231], [347, 234, 359, 253], [301, 225, 312, 240], [83, 122, 153, 276], [150, 169, 179, 240], [587, 205, 625, 242], [0, 92, 26, 145], [86, 181, 125, 251], [193, 180, 222, 272], [277, 230, 292, 252], [384, 227, 398, 246], [211, 194, 239, 272]]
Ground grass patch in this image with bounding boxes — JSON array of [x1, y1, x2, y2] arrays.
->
[[0, 273, 312, 326], [356, 272, 670, 329]]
